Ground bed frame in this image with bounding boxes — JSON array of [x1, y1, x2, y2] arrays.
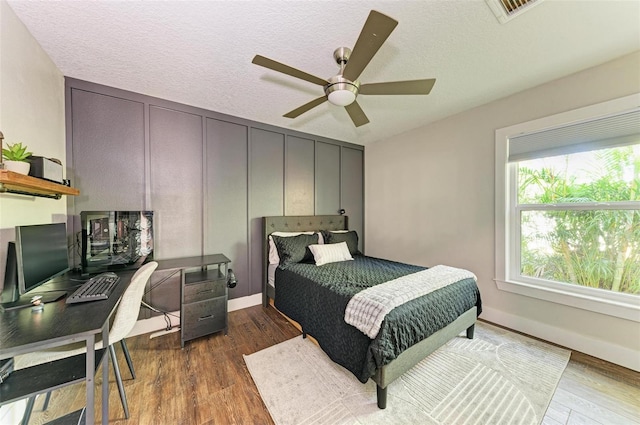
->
[[262, 215, 348, 307], [262, 215, 476, 409]]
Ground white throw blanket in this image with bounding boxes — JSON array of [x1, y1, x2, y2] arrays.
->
[[344, 265, 477, 339]]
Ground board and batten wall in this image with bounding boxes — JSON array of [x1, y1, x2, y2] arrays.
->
[[365, 51, 640, 371], [65, 78, 364, 316]]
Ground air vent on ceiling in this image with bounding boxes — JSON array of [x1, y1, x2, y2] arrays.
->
[[486, 0, 543, 23]]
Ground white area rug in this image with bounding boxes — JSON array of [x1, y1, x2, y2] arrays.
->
[[244, 322, 570, 425]]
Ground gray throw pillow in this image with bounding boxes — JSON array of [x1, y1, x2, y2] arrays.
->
[[322, 230, 360, 255], [272, 233, 319, 266]]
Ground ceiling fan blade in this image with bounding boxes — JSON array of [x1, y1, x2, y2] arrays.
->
[[252, 55, 328, 86], [342, 10, 398, 82], [283, 96, 328, 118], [360, 78, 436, 95], [344, 101, 370, 127]]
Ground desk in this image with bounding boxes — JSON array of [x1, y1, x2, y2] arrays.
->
[[0, 269, 135, 424]]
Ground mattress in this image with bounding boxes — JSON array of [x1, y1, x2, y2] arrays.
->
[[274, 255, 482, 382], [268, 263, 277, 287]]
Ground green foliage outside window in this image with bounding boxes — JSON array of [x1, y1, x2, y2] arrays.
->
[[517, 145, 640, 295]]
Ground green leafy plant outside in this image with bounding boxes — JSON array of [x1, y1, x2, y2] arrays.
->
[[2, 142, 33, 162], [518, 146, 640, 296]]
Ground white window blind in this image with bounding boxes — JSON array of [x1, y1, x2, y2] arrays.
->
[[508, 109, 640, 162]]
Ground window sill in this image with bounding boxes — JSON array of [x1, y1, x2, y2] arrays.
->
[[495, 278, 640, 322]]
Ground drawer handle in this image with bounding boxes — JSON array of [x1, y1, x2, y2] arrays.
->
[[198, 314, 214, 321], [197, 289, 214, 294]]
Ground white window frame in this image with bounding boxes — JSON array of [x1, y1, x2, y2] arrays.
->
[[495, 93, 640, 322]]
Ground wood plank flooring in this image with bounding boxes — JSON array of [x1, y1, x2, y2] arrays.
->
[[23, 305, 640, 425], [543, 350, 640, 425]]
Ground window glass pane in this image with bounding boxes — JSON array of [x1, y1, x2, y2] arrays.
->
[[518, 144, 640, 204], [521, 209, 640, 296]]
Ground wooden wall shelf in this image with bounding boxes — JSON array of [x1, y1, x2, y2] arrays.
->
[[0, 169, 79, 199]]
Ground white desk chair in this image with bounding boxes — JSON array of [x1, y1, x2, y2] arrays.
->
[[16, 261, 158, 423]]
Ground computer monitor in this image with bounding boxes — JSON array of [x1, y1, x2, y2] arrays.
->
[[1, 223, 70, 310], [16, 223, 70, 294]]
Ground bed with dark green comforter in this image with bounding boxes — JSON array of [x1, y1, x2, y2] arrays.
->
[[274, 255, 482, 384]]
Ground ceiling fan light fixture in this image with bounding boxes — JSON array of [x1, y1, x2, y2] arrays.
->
[[328, 89, 356, 106], [325, 76, 360, 106]]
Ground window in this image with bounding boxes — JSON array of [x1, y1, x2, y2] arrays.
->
[[495, 94, 640, 321], [517, 146, 639, 294]]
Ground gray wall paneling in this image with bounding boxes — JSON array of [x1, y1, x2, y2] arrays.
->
[[65, 78, 363, 308], [285, 136, 315, 216], [149, 106, 203, 259], [70, 89, 146, 212], [341, 147, 364, 251], [315, 142, 341, 215], [249, 128, 285, 296], [147, 106, 203, 314], [205, 118, 249, 298]]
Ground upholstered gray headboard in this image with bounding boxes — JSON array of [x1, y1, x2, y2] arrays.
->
[[262, 215, 348, 306]]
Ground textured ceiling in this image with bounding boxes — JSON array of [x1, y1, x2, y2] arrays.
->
[[7, 0, 640, 145]]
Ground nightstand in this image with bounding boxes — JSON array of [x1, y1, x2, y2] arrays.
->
[[179, 254, 230, 347]]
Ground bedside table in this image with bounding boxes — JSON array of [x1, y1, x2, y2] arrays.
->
[[178, 254, 230, 347]]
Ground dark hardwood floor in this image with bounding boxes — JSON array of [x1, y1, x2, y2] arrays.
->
[[25, 305, 640, 425], [27, 305, 298, 425]]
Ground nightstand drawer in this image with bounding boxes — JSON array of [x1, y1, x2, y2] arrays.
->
[[183, 279, 226, 304], [182, 298, 226, 340]]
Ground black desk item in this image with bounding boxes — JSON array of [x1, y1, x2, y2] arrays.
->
[[0, 358, 13, 383], [0, 290, 67, 311], [66, 272, 120, 304], [0, 269, 135, 424]]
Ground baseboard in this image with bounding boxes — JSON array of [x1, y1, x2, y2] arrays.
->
[[129, 293, 263, 338], [481, 306, 640, 372], [228, 293, 262, 311]]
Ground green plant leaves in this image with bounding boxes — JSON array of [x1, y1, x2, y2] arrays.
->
[[2, 142, 32, 161]]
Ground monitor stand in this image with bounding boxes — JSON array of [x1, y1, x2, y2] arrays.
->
[[0, 291, 67, 312]]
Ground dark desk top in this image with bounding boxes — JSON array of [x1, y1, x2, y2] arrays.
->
[[0, 269, 135, 359], [154, 254, 230, 271]]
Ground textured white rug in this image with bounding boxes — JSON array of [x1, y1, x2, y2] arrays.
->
[[244, 322, 570, 425]]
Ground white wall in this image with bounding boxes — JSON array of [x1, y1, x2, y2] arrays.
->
[[365, 51, 640, 370], [0, 0, 66, 284], [0, 4, 65, 420]]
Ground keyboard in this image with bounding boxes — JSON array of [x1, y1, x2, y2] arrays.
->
[[66, 272, 120, 304]]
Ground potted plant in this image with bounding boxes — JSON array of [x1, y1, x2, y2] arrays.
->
[[2, 142, 33, 175]]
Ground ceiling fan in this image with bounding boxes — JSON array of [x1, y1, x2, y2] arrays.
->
[[252, 10, 436, 127]]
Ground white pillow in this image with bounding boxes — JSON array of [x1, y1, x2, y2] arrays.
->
[[308, 242, 353, 266], [268, 231, 324, 265]]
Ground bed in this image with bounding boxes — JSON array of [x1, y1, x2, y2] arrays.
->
[[262, 215, 481, 409]]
